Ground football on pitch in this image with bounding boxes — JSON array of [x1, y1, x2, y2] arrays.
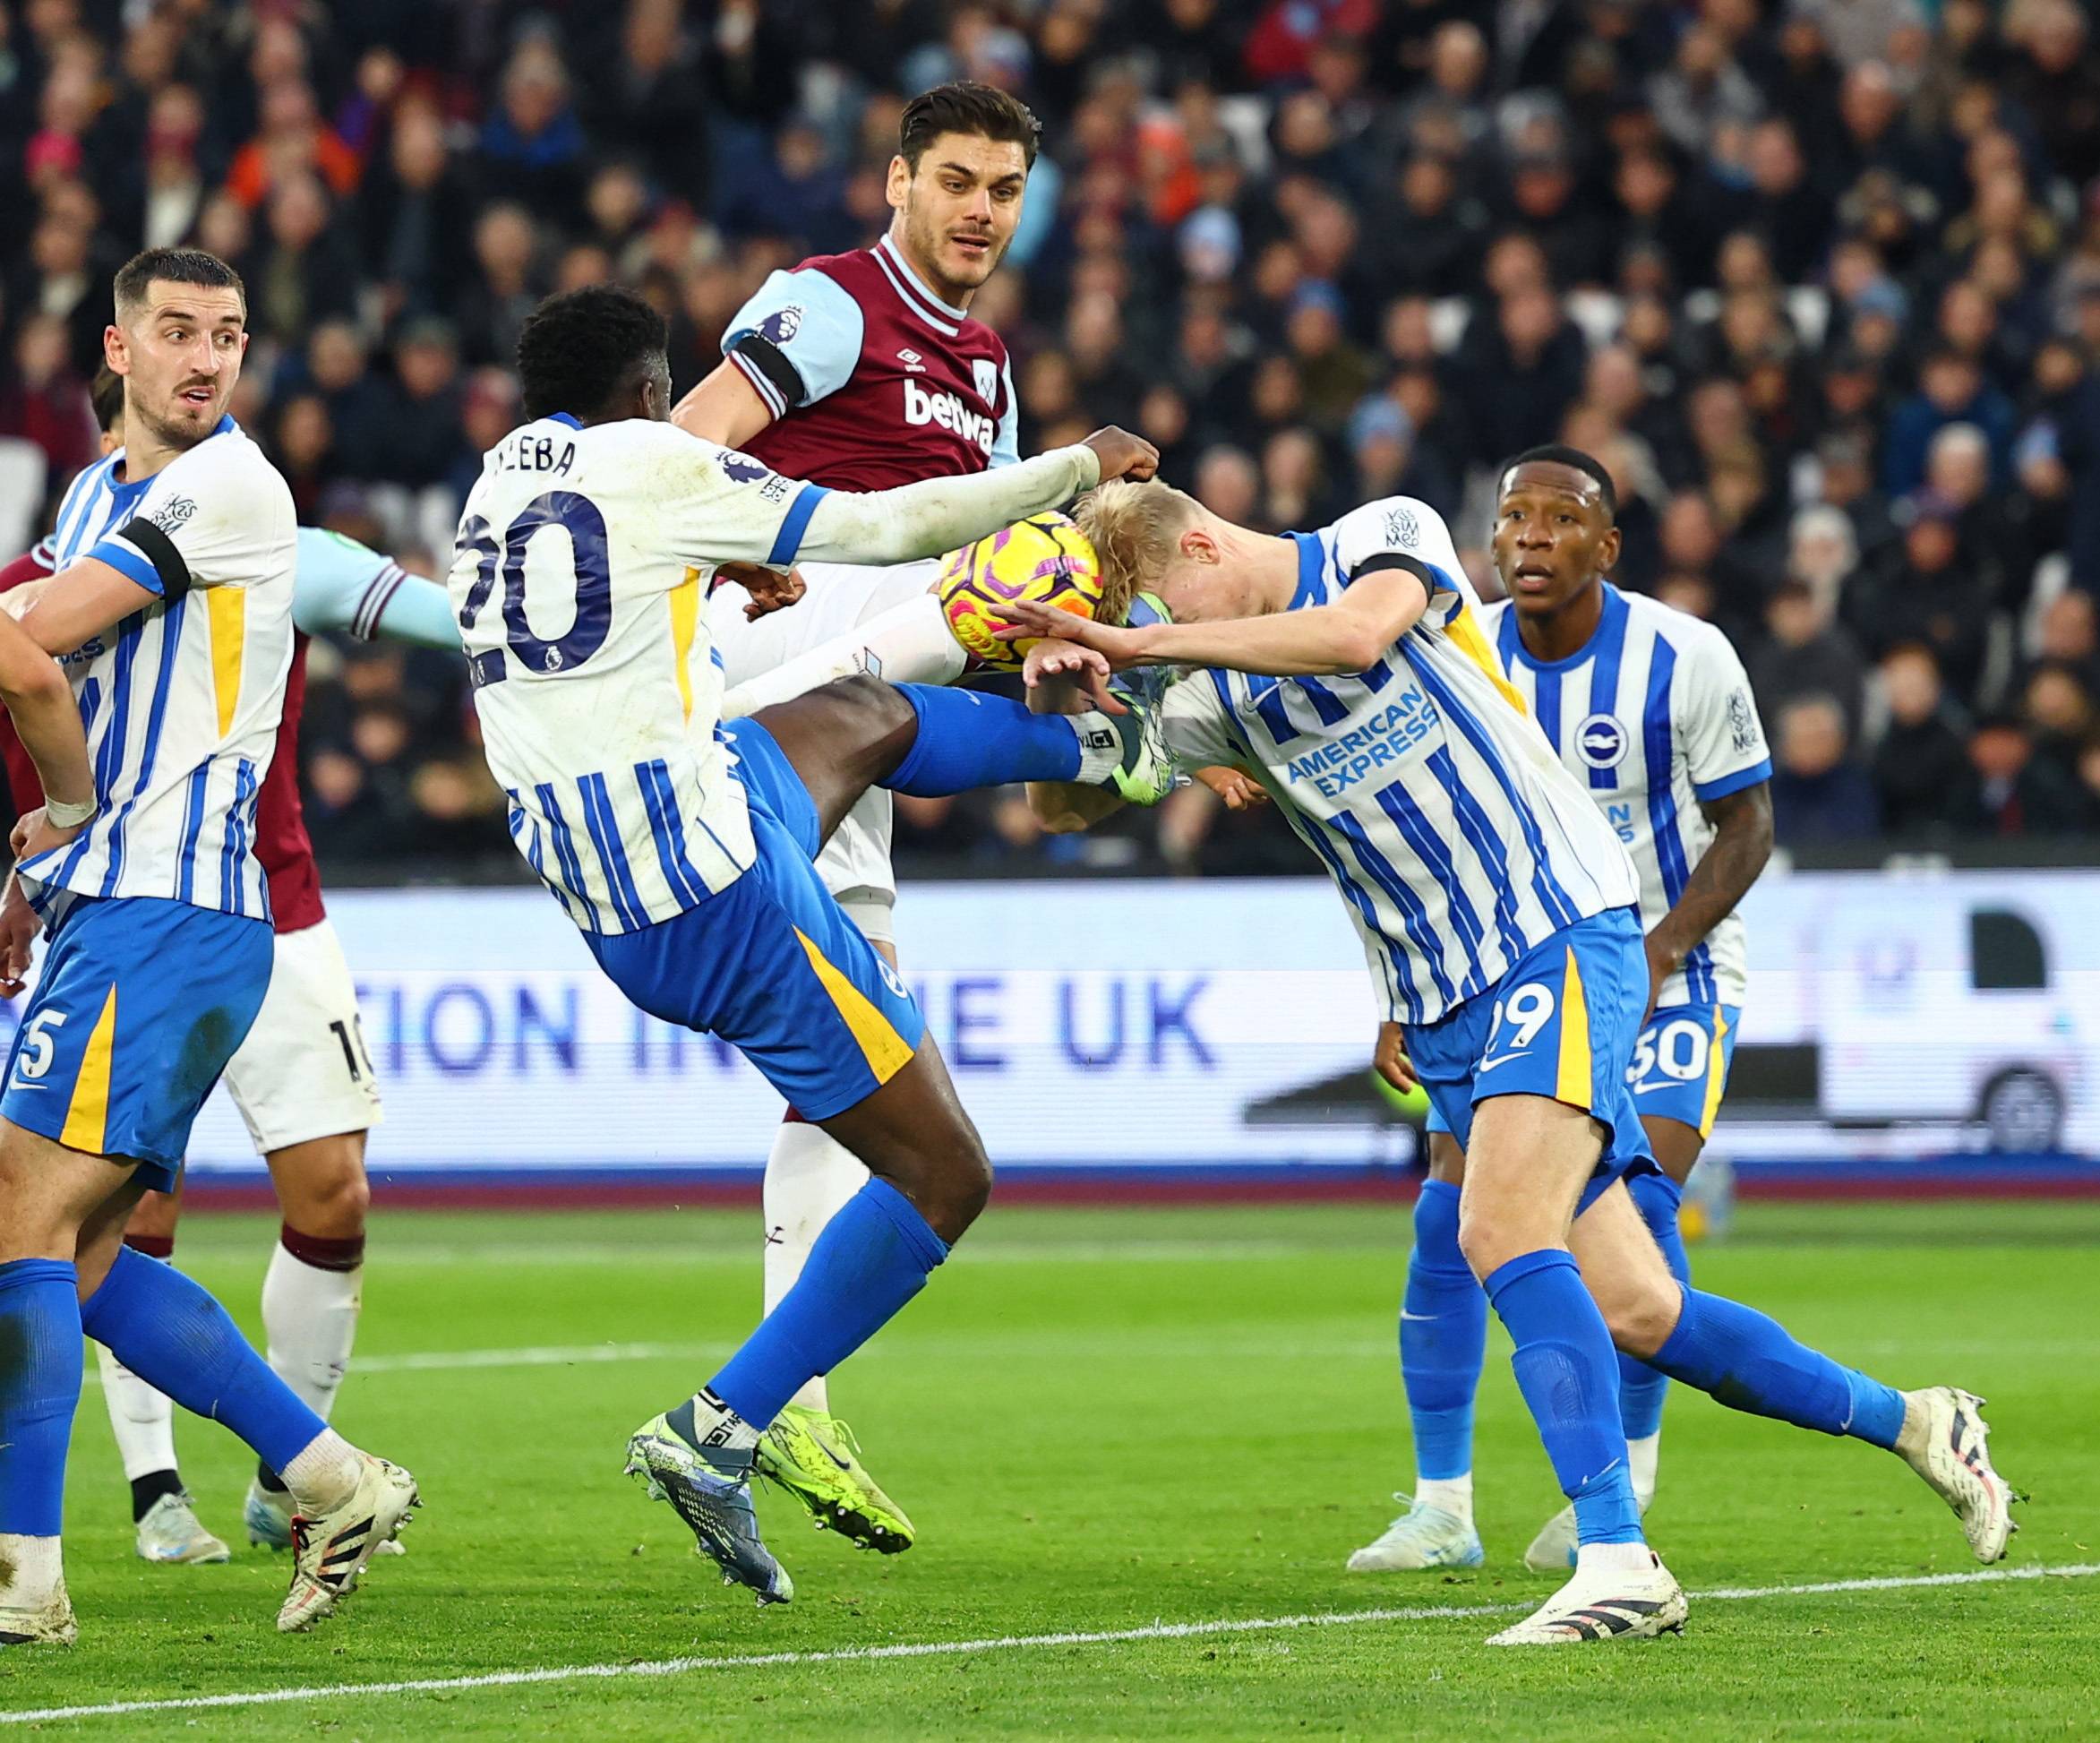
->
[[936, 511, 1105, 671]]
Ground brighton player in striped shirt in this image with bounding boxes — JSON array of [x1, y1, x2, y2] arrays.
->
[[1002, 479, 2016, 1645], [1350, 447, 1776, 1577], [461, 286, 1170, 1605], [0, 248, 416, 1648]]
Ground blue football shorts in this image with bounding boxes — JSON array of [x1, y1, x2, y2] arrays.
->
[[1425, 998, 1744, 1143], [587, 720, 925, 1121], [1406, 905, 1656, 1212], [1, 895, 273, 1190]]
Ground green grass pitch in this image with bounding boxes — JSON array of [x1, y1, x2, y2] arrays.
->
[[4, 1199, 2097, 1739]]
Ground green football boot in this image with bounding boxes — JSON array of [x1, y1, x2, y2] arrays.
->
[[753, 1405, 916, 1555]]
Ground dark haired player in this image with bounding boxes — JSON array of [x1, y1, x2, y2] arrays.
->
[[0, 247, 416, 1647], [0, 365, 458, 1569], [459, 284, 1165, 1604], [674, 80, 1048, 1546], [1350, 447, 1781, 1575]]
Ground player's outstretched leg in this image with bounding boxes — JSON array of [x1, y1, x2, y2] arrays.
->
[[754, 1113, 918, 1554], [1575, 1183, 2019, 1563], [75, 1229, 417, 1630], [1351, 1146, 1486, 1573]]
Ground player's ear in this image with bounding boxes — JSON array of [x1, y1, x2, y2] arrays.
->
[[1181, 527, 1220, 566], [103, 323, 128, 375], [886, 153, 912, 211], [1599, 524, 1623, 573]]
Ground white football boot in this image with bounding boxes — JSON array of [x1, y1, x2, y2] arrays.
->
[[1346, 1495, 1485, 1572], [277, 1454, 420, 1632], [135, 1491, 230, 1565], [1897, 1387, 2019, 1561], [1487, 1550, 1687, 1645]]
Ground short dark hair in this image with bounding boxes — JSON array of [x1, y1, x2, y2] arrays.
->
[[113, 246, 244, 320], [1500, 443, 1618, 519], [89, 364, 124, 434], [899, 81, 1041, 172], [515, 285, 667, 422]]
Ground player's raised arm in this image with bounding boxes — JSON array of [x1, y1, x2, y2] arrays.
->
[[787, 427, 1157, 568], [672, 356, 776, 451], [289, 528, 459, 651], [997, 563, 1431, 680]]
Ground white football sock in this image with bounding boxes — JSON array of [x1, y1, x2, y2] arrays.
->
[[762, 1120, 870, 1413], [1415, 1473, 1474, 1526], [95, 1340, 180, 1482], [262, 1238, 362, 1421], [1576, 1539, 1655, 1576], [1627, 1431, 1661, 1510], [1069, 712, 1126, 783], [0, 1533, 63, 1605], [721, 593, 967, 719], [280, 1428, 361, 1514]]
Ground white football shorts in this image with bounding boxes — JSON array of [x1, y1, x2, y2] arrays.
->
[[220, 916, 383, 1154]]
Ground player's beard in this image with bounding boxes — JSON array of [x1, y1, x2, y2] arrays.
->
[[133, 383, 227, 455], [901, 201, 1006, 306]]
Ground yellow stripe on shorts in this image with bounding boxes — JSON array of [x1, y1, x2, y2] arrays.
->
[[1699, 1005, 1730, 1139], [1555, 947, 1592, 1109], [207, 586, 245, 737], [795, 929, 913, 1088], [59, 984, 118, 1155]]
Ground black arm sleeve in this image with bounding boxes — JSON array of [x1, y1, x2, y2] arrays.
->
[[1348, 552, 1436, 597], [727, 331, 809, 410], [111, 518, 193, 603]]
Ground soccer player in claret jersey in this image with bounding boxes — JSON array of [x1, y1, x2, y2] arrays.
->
[[1350, 447, 1779, 1576], [673, 80, 1042, 1546], [0, 248, 416, 1649], [1004, 480, 2016, 1645], [0, 368, 459, 1568], [458, 284, 1168, 1604]]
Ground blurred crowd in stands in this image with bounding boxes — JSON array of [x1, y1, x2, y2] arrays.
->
[[8, 0, 2100, 877]]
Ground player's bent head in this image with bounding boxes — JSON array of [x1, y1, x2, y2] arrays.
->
[[1075, 480, 1209, 611], [516, 285, 672, 426]]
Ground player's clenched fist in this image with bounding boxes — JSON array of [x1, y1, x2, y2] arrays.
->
[[1080, 426, 1160, 482]]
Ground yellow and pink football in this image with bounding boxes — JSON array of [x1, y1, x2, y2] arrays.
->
[[935, 511, 1104, 672]]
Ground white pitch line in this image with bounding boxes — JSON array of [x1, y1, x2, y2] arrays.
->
[[4, 1563, 2094, 1726]]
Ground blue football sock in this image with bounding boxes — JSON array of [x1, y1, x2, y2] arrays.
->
[[79, 1246, 327, 1475], [1648, 1284, 1907, 1448], [707, 1177, 947, 1430], [1400, 1181, 1485, 1482], [882, 684, 1085, 794], [0, 1258, 81, 1538], [1486, 1249, 1644, 1545], [1616, 1171, 1689, 1444]]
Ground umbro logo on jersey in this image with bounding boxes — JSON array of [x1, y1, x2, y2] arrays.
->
[[897, 348, 924, 371], [758, 306, 802, 344], [1575, 712, 1629, 770]]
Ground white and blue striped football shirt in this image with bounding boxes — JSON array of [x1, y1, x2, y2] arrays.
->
[[18, 418, 296, 920], [1480, 585, 1770, 1009], [1160, 496, 1641, 1026]]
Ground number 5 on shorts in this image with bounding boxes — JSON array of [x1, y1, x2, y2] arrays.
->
[[13, 1009, 66, 1081]]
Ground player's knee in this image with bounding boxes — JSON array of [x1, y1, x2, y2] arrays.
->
[[276, 1139, 370, 1239], [1600, 1276, 1680, 1361]]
